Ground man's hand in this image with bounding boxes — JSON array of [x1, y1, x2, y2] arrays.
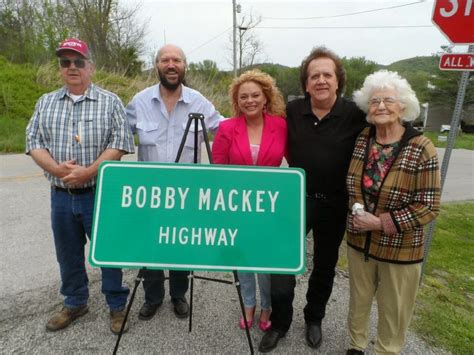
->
[[54, 159, 76, 178], [353, 212, 382, 232], [62, 163, 92, 187]]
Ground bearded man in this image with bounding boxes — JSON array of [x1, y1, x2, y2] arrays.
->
[[126, 44, 223, 321]]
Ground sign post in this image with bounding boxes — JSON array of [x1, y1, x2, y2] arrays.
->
[[424, 1, 474, 279], [89, 161, 306, 274]]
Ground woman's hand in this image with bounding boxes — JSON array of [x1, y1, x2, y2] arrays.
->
[[353, 211, 383, 232]]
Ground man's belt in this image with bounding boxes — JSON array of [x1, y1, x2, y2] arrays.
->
[[52, 186, 95, 195]]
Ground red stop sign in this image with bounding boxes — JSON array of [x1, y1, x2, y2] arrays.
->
[[432, 0, 474, 44]]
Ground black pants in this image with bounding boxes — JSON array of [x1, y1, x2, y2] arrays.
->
[[142, 269, 189, 305], [270, 194, 347, 333]]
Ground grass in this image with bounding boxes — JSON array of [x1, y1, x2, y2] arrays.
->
[[0, 57, 230, 153], [414, 202, 474, 354], [0, 58, 157, 153], [338, 202, 474, 354], [0, 58, 54, 152], [423, 131, 474, 150]]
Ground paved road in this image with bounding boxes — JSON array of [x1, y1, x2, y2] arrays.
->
[[1, 148, 471, 354]]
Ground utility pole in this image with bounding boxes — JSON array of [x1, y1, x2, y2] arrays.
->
[[238, 26, 248, 73], [232, 0, 237, 77]]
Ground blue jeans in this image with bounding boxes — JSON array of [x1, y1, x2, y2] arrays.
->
[[238, 272, 271, 310], [50, 189, 129, 311]]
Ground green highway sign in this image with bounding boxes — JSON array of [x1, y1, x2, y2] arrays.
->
[[89, 161, 306, 274]]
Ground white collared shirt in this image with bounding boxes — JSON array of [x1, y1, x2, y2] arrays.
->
[[126, 83, 222, 163]]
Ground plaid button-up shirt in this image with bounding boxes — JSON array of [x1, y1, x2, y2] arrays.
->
[[26, 84, 135, 188]]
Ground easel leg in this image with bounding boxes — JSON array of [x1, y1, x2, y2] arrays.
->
[[113, 268, 145, 355], [233, 271, 254, 355], [175, 114, 255, 352], [188, 271, 194, 332]]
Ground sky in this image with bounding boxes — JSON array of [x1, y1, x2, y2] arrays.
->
[[124, 0, 470, 69]]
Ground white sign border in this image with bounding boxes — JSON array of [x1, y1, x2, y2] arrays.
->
[[90, 162, 306, 274]]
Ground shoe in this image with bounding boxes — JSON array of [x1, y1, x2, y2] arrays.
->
[[239, 316, 253, 329], [239, 306, 255, 329], [46, 305, 88, 331], [305, 323, 322, 348], [259, 309, 272, 331], [258, 329, 285, 353], [139, 302, 162, 320], [110, 309, 129, 335], [346, 349, 364, 354], [259, 320, 272, 331], [172, 298, 189, 319]]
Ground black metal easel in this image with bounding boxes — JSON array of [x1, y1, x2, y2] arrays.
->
[[113, 113, 254, 354]]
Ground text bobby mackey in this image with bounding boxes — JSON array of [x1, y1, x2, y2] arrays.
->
[[120, 185, 281, 247]]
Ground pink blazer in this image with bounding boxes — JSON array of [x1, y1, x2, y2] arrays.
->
[[212, 113, 287, 167]]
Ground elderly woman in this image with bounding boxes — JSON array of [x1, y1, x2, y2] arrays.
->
[[345, 70, 441, 355], [212, 69, 287, 332]]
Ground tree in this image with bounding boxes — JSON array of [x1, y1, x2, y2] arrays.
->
[[0, 0, 47, 64], [229, 11, 265, 74], [343, 57, 379, 98], [258, 64, 300, 101], [0, 0, 146, 75], [188, 60, 219, 83], [65, 0, 145, 74], [427, 67, 473, 107]]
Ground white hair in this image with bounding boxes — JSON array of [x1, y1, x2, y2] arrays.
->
[[353, 70, 420, 122]]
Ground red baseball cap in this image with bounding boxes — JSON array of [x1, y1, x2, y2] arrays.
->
[[56, 38, 90, 59]]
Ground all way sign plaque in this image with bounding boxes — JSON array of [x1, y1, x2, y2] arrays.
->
[[439, 53, 474, 71], [89, 161, 306, 274]]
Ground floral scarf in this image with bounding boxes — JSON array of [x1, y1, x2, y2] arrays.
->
[[362, 140, 400, 212]]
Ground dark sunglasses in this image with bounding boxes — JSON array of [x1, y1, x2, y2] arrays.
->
[[59, 58, 87, 69]]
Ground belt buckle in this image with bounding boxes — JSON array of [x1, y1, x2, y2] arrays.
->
[[67, 187, 75, 195]]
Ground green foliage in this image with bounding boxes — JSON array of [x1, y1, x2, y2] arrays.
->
[[188, 60, 233, 117], [0, 57, 55, 152], [0, 0, 145, 76], [342, 57, 380, 99], [423, 131, 474, 150], [188, 60, 220, 83], [388, 56, 439, 73], [0, 57, 156, 152], [3, 53, 472, 153], [386, 55, 474, 109], [414, 203, 474, 354], [428, 70, 472, 107], [257, 63, 301, 102]]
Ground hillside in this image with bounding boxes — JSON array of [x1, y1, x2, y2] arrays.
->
[[0, 57, 156, 152], [387, 55, 440, 74], [1, 55, 468, 152]]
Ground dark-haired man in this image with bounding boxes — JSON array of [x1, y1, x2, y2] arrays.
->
[[259, 46, 368, 352], [26, 38, 134, 334], [126, 44, 222, 321]]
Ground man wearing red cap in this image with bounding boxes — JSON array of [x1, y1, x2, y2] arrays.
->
[[26, 38, 135, 334]]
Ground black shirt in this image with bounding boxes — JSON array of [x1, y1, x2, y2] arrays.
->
[[286, 96, 367, 196]]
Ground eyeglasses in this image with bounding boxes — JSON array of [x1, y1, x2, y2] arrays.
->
[[59, 58, 87, 69], [368, 97, 398, 107]]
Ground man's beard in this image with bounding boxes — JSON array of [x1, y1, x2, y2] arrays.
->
[[158, 68, 185, 90]]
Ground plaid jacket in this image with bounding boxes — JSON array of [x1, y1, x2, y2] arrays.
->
[[346, 125, 441, 264]]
